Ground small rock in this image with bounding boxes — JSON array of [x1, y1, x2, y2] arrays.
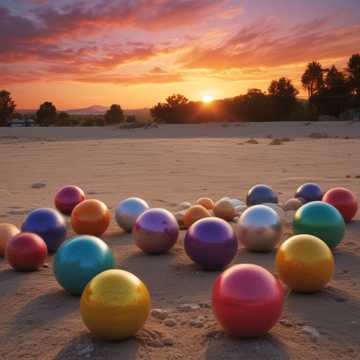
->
[[163, 338, 175, 346], [147, 339, 165, 348], [177, 303, 200, 312], [31, 182, 46, 189], [206, 330, 222, 339], [151, 308, 169, 320], [190, 319, 204, 328], [77, 344, 95, 356], [279, 318, 292, 327], [164, 318, 177, 327], [302, 325, 320, 342], [199, 302, 211, 309], [177, 201, 192, 211]]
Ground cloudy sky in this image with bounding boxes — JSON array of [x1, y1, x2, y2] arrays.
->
[[2, 0, 360, 109]]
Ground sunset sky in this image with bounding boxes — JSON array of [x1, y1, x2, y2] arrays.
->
[[2, 0, 360, 109]]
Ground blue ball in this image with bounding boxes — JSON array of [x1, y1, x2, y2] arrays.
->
[[22, 208, 67, 253], [246, 185, 278, 206], [53, 235, 115, 295], [295, 183, 323, 203]]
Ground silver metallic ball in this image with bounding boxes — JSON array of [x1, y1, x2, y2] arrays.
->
[[115, 197, 150, 232], [236, 205, 282, 252]]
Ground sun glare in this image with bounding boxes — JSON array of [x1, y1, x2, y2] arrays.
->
[[202, 95, 213, 103]]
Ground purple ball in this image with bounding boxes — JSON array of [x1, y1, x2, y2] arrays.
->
[[295, 183, 323, 203], [184, 217, 238, 270], [133, 208, 179, 254], [246, 184, 278, 206]]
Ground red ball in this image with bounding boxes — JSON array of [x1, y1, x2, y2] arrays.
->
[[55, 185, 85, 215], [212, 264, 284, 338], [322, 187, 358, 222], [6, 232, 48, 271]]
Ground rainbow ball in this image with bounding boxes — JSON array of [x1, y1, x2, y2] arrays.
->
[[293, 201, 345, 248], [55, 185, 85, 215], [54, 235, 115, 295], [184, 217, 238, 270], [323, 187, 358, 222], [276, 234, 334, 293], [133, 208, 179, 254], [80, 269, 151, 340], [6, 232, 47, 271], [22, 208, 67, 253], [212, 264, 284, 338]]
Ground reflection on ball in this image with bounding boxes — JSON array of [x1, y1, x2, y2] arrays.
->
[[213, 199, 236, 221], [80, 269, 151, 340], [71, 199, 111, 237], [133, 208, 179, 254], [323, 187, 358, 222], [6, 232, 47, 271], [212, 264, 284, 338], [183, 205, 211, 228], [293, 201, 345, 248], [184, 217, 238, 270], [54, 235, 115, 295], [115, 197, 149, 232], [0, 223, 19, 257], [295, 183, 323, 203], [196, 197, 215, 210], [22, 208, 67, 253], [55, 185, 85, 215], [236, 205, 282, 252], [276, 234, 334, 293], [246, 184, 278, 206]]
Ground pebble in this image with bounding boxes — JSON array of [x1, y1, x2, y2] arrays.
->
[[190, 319, 204, 328], [76, 344, 95, 356], [177, 202, 192, 211], [177, 303, 200, 312], [164, 318, 177, 327], [302, 325, 320, 342], [151, 308, 169, 320], [279, 318, 292, 327], [163, 338, 175, 346], [31, 182, 46, 189]]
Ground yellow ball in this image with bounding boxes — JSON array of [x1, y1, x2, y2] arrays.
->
[[276, 234, 334, 293], [80, 269, 151, 340]]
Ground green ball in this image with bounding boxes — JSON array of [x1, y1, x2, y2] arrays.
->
[[293, 201, 345, 248]]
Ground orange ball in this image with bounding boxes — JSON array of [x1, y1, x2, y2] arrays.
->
[[0, 223, 20, 257], [71, 199, 111, 237], [196, 197, 215, 210], [183, 205, 211, 228], [213, 199, 236, 221]]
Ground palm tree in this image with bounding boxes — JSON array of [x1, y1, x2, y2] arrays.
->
[[301, 61, 324, 97]]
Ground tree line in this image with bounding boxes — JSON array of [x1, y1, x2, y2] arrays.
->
[[0, 53, 359, 126]]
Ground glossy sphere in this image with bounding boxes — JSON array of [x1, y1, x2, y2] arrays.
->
[[196, 197, 215, 210], [295, 183, 323, 203], [55, 185, 85, 215], [323, 187, 358, 222], [184, 218, 238, 270], [183, 205, 211, 229], [115, 197, 149, 232], [22, 208, 67, 253], [71, 199, 111, 237], [236, 205, 282, 252], [213, 199, 236, 221], [80, 269, 151, 340], [212, 264, 284, 338], [276, 234, 334, 293], [293, 201, 345, 248], [6, 232, 47, 271], [133, 208, 179, 254], [246, 184, 278, 206], [0, 223, 20, 257], [54, 235, 115, 295]]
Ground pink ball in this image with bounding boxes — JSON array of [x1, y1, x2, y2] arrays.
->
[[55, 185, 85, 215]]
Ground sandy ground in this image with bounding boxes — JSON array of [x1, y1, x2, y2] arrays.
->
[[0, 122, 359, 359]]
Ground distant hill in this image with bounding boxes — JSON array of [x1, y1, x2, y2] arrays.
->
[[18, 106, 151, 121]]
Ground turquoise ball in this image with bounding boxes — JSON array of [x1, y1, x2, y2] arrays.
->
[[293, 201, 345, 248], [53, 235, 115, 295]]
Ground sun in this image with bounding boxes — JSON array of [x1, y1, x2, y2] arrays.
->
[[202, 94, 213, 103]]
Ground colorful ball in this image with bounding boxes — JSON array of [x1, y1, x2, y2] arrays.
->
[[196, 197, 215, 210], [283, 198, 303, 211], [246, 184, 278, 206], [0, 223, 20, 257], [184, 217, 238, 270], [323, 187, 358, 222], [212, 264, 284, 338], [71, 199, 111, 237], [115, 197, 149, 232], [236, 205, 282, 252], [213, 199, 236, 221], [295, 183, 323, 203], [293, 201, 345, 248], [80, 269, 151, 340], [54, 235, 115, 295], [55, 185, 85, 215], [6, 232, 47, 271], [276, 234, 334, 293], [133, 208, 179, 254], [21, 208, 67, 253], [183, 205, 211, 228]]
